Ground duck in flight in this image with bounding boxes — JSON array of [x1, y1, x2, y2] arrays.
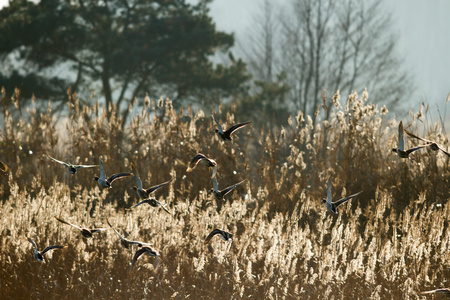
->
[[322, 178, 362, 214], [94, 158, 132, 188], [27, 237, 65, 261], [391, 121, 429, 158], [204, 228, 233, 244], [130, 161, 172, 200], [46, 154, 97, 174], [403, 128, 450, 157], [209, 177, 245, 201], [213, 114, 252, 141], [186, 153, 218, 178], [55, 217, 108, 238], [107, 219, 152, 249]]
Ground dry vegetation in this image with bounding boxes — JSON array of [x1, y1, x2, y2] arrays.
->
[[0, 88, 449, 299]]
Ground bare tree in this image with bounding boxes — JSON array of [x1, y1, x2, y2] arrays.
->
[[241, 0, 412, 126]]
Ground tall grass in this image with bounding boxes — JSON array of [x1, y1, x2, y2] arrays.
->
[[0, 87, 449, 299]]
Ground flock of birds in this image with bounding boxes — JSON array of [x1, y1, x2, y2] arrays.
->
[[17, 115, 450, 294]]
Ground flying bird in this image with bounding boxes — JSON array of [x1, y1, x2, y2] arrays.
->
[[186, 153, 217, 178], [107, 219, 152, 249], [27, 237, 65, 261], [213, 114, 252, 141], [46, 154, 98, 174], [204, 228, 233, 244], [209, 177, 245, 201], [403, 128, 450, 157], [94, 158, 132, 188], [322, 178, 362, 214], [130, 161, 172, 200], [130, 246, 160, 270], [55, 217, 108, 238], [391, 121, 429, 158]]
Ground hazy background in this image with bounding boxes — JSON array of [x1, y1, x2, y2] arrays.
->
[[206, 0, 450, 110], [1, 0, 449, 110]]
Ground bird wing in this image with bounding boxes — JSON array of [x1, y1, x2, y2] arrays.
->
[[131, 247, 147, 268], [130, 161, 143, 190], [74, 164, 98, 169], [421, 288, 450, 294], [211, 177, 219, 193], [398, 121, 405, 151], [403, 128, 432, 144], [204, 229, 222, 244], [213, 114, 224, 134], [27, 237, 38, 250], [90, 227, 108, 233], [131, 199, 150, 209], [107, 219, 125, 240], [153, 199, 171, 214], [107, 173, 132, 185], [47, 155, 70, 167], [187, 154, 204, 171], [41, 245, 65, 255], [332, 191, 362, 207], [144, 179, 172, 194], [55, 217, 82, 230], [0, 161, 10, 173], [211, 165, 218, 179], [438, 146, 450, 157], [405, 144, 429, 154], [99, 159, 106, 181], [221, 180, 246, 197], [326, 178, 332, 205], [224, 120, 252, 136]]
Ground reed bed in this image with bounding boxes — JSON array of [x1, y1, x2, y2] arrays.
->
[[0, 88, 449, 299]]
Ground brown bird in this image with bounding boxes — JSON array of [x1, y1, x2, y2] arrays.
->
[[107, 219, 152, 249], [131, 198, 171, 214], [209, 177, 245, 201], [421, 288, 450, 296], [130, 246, 160, 270], [186, 153, 217, 178], [404, 128, 450, 157], [94, 158, 132, 188], [391, 121, 429, 158], [204, 228, 233, 244], [46, 154, 98, 174], [55, 217, 108, 238], [27, 237, 65, 262], [213, 114, 252, 141]]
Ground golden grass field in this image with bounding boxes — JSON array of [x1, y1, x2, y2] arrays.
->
[[0, 88, 449, 299]]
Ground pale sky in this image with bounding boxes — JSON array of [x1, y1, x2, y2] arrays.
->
[[1, 0, 449, 113]]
